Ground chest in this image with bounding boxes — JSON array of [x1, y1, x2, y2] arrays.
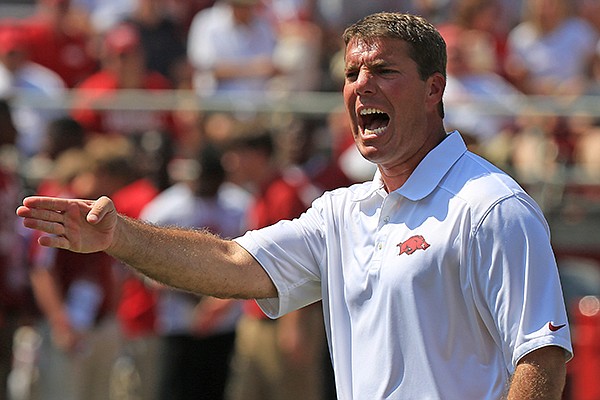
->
[[332, 193, 469, 308]]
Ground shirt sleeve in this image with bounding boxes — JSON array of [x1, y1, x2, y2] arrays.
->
[[468, 193, 573, 372], [234, 202, 326, 318]]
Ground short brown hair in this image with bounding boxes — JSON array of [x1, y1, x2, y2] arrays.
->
[[343, 12, 447, 81]]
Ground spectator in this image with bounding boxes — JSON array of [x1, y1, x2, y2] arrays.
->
[[327, 105, 377, 183], [141, 144, 243, 400], [24, 116, 87, 194], [0, 99, 29, 400], [28, 148, 120, 400], [70, 22, 177, 141], [162, 0, 217, 37], [20, 0, 98, 88], [83, 135, 161, 400], [580, 38, 600, 96], [441, 26, 524, 145], [442, 0, 510, 77], [212, 112, 259, 227], [72, 0, 137, 34], [274, 116, 353, 192], [223, 121, 327, 400], [124, 0, 190, 88], [266, 0, 324, 91], [510, 113, 563, 183], [0, 24, 67, 157], [187, 0, 279, 95], [40, 117, 87, 161], [568, 110, 600, 183], [504, 0, 599, 95]]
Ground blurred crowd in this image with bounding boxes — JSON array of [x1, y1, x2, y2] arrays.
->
[[1, 0, 600, 399]]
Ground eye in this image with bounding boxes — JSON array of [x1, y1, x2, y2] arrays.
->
[[378, 68, 398, 77], [345, 69, 358, 82]]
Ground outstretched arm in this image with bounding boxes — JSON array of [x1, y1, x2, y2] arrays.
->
[[17, 196, 277, 299]]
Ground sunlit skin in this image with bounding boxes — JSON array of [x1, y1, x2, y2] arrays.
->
[[343, 37, 447, 192]]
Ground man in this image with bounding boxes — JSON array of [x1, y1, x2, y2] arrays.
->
[[0, 24, 67, 157], [187, 0, 279, 94], [221, 122, 328, 400], [70, 22, 175, 138], [139, 144, 243, 400], [17, 12, 572, 399], [19, 0, 97, 88]]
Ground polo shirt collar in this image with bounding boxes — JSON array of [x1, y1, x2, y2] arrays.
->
[[353, 130, 467, 202]]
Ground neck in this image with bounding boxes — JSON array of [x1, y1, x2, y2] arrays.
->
[[379, 129, 446, 193]]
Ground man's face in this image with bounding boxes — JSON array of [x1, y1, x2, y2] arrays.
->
[[343, 37, 443, 170]]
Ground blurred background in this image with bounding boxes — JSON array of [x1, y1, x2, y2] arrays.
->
[[0, 0, 599, 399]]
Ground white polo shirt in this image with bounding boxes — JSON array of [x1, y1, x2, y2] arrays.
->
[[234, 131, 573, 399]]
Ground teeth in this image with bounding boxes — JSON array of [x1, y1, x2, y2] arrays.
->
[[364, 126, 387, 136], [360, 108, 385, 115]]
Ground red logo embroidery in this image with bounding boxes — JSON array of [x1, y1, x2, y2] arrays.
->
[[548, 322, 566, 332], [397, 235, 430, 255]]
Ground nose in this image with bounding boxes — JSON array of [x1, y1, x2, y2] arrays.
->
[[354, 69, 376, 96]]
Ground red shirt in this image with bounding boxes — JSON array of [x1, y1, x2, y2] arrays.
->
[[23, 19, 98, 88], [247, 173, 309, 230], [71, 70, 176, 136], [111, 178, 160, 338]]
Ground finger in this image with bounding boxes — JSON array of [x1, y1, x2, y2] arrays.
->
[[86, 196, 114, 224], [22, 196, 73, 212], [22, 217, 66, 237], [17, 205, 66, 224], [38, 234, 71, 250]]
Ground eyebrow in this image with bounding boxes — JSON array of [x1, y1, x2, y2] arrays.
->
[[345, 58, 392, 72]]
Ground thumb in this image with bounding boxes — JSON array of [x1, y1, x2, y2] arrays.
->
[[86, 196, 115, 224]]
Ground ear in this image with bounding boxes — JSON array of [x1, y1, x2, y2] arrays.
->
[[425, 72, 446, 111]]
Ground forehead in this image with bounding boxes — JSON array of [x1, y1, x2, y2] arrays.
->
[[344, 37, 411, 67]]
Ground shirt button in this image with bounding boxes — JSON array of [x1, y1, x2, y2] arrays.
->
[[383, 216, 390, 223], [377, 243, 383, 250]]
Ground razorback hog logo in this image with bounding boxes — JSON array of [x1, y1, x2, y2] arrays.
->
[[397, 235, 430, 255]]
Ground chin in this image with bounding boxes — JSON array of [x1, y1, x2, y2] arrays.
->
[[357, 146, 380, 163]]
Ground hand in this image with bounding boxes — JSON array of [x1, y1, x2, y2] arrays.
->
[[17, 196, 118, 253]]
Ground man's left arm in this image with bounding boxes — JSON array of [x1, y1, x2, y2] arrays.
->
[[506, 346, 567, 400]]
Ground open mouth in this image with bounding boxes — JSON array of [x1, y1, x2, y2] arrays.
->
[[359, 108, 390, 136]]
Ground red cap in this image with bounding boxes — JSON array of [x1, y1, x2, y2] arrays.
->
[[103, 24, 140, 55]]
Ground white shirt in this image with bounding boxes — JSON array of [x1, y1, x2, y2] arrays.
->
[[235, 131, 573, 399], [0, 61, 66, 156], [507, 17, 598, 84], [444, 73, 523, 143], [187, 3, 277, 94], [141, 183, 244, 335]]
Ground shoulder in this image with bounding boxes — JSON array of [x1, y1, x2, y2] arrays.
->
[[442, 151, 543, 225], [310, 181, 373, 212]]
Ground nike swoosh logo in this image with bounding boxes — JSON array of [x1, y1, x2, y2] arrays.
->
[[548, 322, 566, 332]]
